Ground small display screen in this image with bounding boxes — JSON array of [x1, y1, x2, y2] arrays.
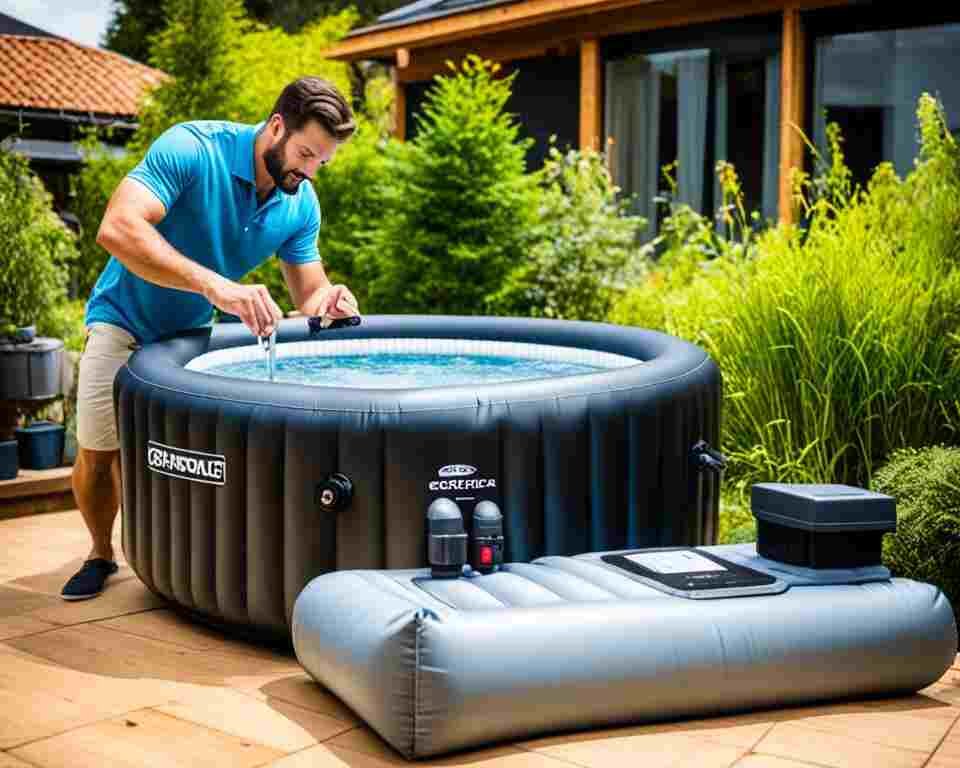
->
[[625, 550, 728, 574], [602, 548, 777, 592]]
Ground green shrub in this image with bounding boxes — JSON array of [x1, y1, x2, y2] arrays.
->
[[488, 145, 647, 320], [226, 10, 355, 125], [612, 94, 960, 490], [873, 445, 960, 634], [610, 161, 761, 332], [37, 299, 88, 353], [717, 491, 757, 545], [0, 149, 75, 335], [135, 0, 249, 138], [357, 56, 540, 315]]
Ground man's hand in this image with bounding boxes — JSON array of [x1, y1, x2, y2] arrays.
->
[[204, 277, 284, 338], [314, 284, 360, 327]]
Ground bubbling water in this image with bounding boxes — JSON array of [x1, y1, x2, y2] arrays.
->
[[210, 352, 607, 389]]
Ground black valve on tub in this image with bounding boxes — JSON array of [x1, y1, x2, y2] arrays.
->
[[691, 439, 728, 474], [471, 500, 504, 574], [427, 498, 468, 579], [317, 473, 353, 513]]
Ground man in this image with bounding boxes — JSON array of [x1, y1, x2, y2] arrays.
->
[[62, 77, 360, 600]]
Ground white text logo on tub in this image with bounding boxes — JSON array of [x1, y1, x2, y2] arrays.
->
[[430, 464, 496, 491], [438, 464, 477, 478], [146, 441, 226, 486]]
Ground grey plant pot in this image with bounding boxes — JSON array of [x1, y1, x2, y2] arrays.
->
[[0, 337, 64, 401], [0, 439, 17, 480]]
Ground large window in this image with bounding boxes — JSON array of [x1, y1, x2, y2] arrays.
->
[[604, 19, 781, 238], [812, 21, 960, 186]]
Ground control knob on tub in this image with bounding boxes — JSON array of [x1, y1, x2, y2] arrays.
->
[[471, 501, 504, 574], [427, 498, 468, 579]]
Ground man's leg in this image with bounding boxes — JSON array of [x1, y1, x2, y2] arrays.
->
[[72, 447, 121, 562], [62, 323, 136, 600]]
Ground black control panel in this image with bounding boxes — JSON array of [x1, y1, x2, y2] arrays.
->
[[601, 548, 777, 592]]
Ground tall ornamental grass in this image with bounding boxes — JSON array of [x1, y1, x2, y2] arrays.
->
[[613, 94, 960, 492]]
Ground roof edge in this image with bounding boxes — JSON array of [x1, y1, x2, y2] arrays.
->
[[348, 0, 521, 38], [0, 104, 141, 125]]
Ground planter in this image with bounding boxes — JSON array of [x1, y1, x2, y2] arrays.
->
[[0, 337, 64, 400], [1, 325, 37, 344], [0, 439, 17, 480], [15, 420, 64, 470], [0, 325, 37, 345]]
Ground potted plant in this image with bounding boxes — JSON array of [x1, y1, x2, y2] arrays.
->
[[0, 145, 77, 476]]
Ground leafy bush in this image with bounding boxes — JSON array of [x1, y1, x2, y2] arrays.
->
[[610, 161, 762, 333], [717, 491, 757, 545], [357, 56, 540, 315], [873, 445, 960, 636], [488, 145, 647, 320], [37, 299, 88, 353], [0, 149, 75, 334], [135, 0, 248, 140], [612, 94, 960, 490], [227, 11, 355, 125]]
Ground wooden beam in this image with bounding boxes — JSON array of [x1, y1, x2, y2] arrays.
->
[[326, 0, 661, 60], [579, 39, 602, 152], [395, 34, 579, 83], [324, 0, 851, 62], [779, 7, 806, 225], [392, 67, 406, 141], [388, 0, 834, 84]]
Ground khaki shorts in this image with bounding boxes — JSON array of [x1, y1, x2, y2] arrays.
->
[[77, 323, 140, 452]]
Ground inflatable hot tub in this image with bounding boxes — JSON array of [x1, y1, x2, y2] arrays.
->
[[115, 315, 722, 641]]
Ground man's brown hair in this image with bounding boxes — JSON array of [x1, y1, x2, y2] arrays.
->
[[273, 77, 356, 142]]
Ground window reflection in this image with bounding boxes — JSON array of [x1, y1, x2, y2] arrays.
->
[[605, 47, 780, 239], [813, 24, 960, 186]]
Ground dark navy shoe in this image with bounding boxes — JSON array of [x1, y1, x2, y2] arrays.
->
[[61, 558, 119, 601]]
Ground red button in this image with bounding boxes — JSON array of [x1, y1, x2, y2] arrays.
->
[[479, 545, 493, 565]]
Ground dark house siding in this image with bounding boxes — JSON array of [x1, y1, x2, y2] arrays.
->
[[404, 54, 580, 170]]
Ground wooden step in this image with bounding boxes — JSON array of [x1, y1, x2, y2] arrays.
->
[[0, 466, 75, 520]]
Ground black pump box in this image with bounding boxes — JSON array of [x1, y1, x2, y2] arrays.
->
[[751, 483, 896, 569]]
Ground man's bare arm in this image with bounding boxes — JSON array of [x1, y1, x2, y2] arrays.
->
[[281, 260, 359, 319], [97, 177, 283, 337]]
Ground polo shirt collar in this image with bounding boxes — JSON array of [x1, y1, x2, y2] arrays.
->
[[232, 121, 264, 184]]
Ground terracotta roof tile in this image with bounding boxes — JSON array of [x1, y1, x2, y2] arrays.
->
[[0, 34, 167, 117]]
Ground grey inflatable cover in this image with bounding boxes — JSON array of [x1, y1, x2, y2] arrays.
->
[[291, 543, 957, 760]]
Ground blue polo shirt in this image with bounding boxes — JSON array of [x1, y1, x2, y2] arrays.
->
[[85, 120, 321, 343]]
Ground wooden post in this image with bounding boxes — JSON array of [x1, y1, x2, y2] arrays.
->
[[579, 38, 602, 152], [779, 7, 806, 225], [392, 53, 407, 141]]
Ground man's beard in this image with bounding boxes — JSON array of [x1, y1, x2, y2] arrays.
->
[[263, 134, 307, 195]]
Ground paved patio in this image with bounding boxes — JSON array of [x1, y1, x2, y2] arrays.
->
[[0, 509, 957, 768]]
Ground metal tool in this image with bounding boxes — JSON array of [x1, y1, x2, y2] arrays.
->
[[260, 328, 277, 382]]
